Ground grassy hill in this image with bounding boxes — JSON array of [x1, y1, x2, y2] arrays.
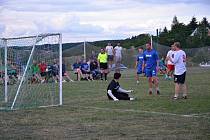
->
[[61, 34, 210, 68]]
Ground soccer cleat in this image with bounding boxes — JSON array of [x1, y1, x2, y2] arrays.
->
[[149, 91, 152, 95], [173, 96, 178, 100], [182, 96, 187, 99], [156, 90, 160, 95], [130, 98, 135, 101], [41, 80, 45, 83]]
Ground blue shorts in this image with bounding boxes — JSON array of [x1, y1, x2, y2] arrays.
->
[[145, 67, 157, 77], [137, 67, 143, 74]]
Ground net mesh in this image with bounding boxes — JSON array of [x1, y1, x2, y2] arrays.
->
[[0, 34, 61, 110]]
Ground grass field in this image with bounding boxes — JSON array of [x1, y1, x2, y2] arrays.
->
[[0, 67, 210, 140]]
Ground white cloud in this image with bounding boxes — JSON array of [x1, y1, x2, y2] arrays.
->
[[0, 0, 210, 42]]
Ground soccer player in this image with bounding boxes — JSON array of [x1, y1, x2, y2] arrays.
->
[[38, 61, 47, 83], [169, 42, 187, 100], [105, 43, 114, 69], [165, 44, 175, 80], [142, 43, 160, 95], [107, 73, 134, 101], [135, 47, 144, 84], [114, 43, 123, 73], [97, 48, 108, 81]]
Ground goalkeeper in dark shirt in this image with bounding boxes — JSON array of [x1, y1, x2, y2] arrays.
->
[[107, 73, 134, 101]]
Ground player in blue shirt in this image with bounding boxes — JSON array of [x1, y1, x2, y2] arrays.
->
[[142, 43, 160, 95], [135, 47, 144, 84]]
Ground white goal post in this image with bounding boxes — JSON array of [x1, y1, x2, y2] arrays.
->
[[0, 33, 63, 110]]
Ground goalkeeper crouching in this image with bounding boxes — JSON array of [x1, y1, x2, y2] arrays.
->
[[107, 73, 134, 101]]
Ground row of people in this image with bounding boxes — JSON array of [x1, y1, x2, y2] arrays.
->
[[30, 60, 74, 84]]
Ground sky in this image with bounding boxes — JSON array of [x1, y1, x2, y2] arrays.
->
[[0, 0, 210, 43]]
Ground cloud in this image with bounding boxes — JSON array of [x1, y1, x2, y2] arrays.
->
[[0, 0, 210, 42], [34, 15, 104, 34], [1, 0, 136, 12]]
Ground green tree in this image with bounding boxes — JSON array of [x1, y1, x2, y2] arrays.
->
[[188, 16, 198, 31], [171, 15, 179, 30]]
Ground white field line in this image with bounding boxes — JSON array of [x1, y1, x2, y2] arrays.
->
[[74, 106, 210, 119]]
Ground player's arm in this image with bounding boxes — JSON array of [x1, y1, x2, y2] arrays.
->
[[117, 87, 134, 94], [165, 51, 170, 61], [105, 46, 108, 53], [97, 54, 100, 68], [142, 53, 146, 72], [135, 60, 138, 69], [107, 90, 118, 101]]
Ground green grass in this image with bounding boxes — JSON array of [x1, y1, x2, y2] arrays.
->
[[0, 67, 210, 139]]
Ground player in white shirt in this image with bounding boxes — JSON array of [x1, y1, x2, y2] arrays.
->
[[165, 45, 175, 80], [114, 43, 122, 73], [105, 43, 114, 69], [169, 42, 187, 100]]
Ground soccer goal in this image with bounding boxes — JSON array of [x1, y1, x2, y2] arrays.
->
[[0, 33, 62, 110]]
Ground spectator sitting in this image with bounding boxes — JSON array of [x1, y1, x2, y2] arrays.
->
[[38, 61, 47, 83], [80, 59, 93, 81], [61, 62, 74, 82], [52, 59, 59, 83], [72, 59, 84, 81], [31, 60, 42, 83], [159, 56, 167, 75], [90, 59, 100, 80]]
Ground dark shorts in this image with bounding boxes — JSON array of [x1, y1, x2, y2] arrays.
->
[[40, 72, 46, 77], [108, 55, 114, 61], [100, 63, 108, 70], [52, 71, 58, 76], [81, 70, 90, 74], [174, 72, 186, 84], [107, 92, 130, 100], [137, 66, 143, 74]]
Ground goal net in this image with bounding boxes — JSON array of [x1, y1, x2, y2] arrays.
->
[[0, 33, 62, 110]]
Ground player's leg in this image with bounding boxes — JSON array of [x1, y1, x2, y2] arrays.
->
[[136, 73, 140, 84], [152, 68, 160, 95], [104, 64, 108, 81], [145, 68, 153, 94], [115, 92, 130, 100], [182, 84, 187, 98], [174, 83, 180, 99], [173, 74, 181, 99], [180, 72, 187, 99], [136, 67, 142, 84]]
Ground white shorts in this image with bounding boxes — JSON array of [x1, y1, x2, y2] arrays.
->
[[115, 56, 122, 63]]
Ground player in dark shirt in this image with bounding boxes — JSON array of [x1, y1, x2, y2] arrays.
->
[[107, 73, 134, 101]]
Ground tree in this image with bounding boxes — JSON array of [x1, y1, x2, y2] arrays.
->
[[200, 17, 209, 27], [171, 15, 179, 29], [163, 27, 168, 34], [188, 16, 198, 31]]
